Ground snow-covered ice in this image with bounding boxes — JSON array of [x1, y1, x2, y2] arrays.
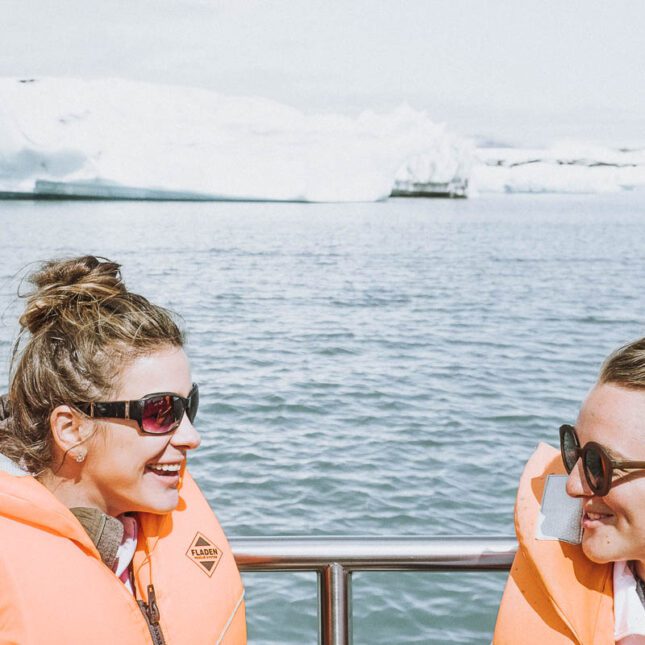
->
[[1, 77, 643, 201], [0, 77, 471, 202], [472, 144, 645, 194]]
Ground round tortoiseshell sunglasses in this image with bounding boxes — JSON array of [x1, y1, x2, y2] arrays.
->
[[560, 423, 645, 496]]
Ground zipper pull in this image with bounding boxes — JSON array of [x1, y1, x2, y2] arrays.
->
[[146, 584, 161, 624]]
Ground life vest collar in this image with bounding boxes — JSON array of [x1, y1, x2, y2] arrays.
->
[[0, 468, 100, 558], [515, 443, 614, 644]]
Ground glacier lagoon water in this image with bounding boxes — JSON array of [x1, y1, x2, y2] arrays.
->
[[1, 192, 645, 643]]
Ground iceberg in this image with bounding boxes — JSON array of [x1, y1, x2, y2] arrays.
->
[[0, 78, 472, 202], [472, 144, 645, 194], [1, 77, 642, 200]]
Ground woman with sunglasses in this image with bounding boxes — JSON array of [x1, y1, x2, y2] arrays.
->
[[0, 256, 246, 644], [494, 338, 645, 644]]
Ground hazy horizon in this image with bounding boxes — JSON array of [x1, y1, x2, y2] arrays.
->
[[3, 0, 644, 147]]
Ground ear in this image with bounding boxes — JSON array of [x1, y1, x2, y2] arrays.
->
[[49, 405, 91, 453]]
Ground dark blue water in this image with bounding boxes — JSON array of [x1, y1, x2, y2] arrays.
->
[[1, 192, 644, 643]]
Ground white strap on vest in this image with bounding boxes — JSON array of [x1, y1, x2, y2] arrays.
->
[[215, 591, 245, 645]]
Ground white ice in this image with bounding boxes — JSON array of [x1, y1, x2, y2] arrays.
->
[[0, 77, 471, 202], [1, 77, 643, 201], [472, 144, 645, 194]]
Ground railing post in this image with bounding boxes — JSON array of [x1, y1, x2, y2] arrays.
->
[[233, 536, 517, 643], [318, 563, 352, 645]]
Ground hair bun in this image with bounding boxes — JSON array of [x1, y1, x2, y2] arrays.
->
[[19, 256, 126, 334]]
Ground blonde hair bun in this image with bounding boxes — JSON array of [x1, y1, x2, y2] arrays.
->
[[20, 256, 126, 334], [6, 254, 183, 474]]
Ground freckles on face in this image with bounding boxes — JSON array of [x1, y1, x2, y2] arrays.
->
[[574, 383, 645, 564], [581, 481, 645, 565], [79, 346, 200, 516]]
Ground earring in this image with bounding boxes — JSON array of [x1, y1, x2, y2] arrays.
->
[[75, 449, 86, 463]]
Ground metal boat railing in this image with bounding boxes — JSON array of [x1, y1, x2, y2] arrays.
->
[[231, 536, 517, 645]]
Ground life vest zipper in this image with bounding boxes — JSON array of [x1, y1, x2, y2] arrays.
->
[[136, 583, 167, 645]]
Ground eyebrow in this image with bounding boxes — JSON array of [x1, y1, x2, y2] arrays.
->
[[603, 445, 626, 461], [596, 440, 643, 465], [571, 424, 635, 462]]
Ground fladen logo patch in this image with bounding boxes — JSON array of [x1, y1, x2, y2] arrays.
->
[[186, 532, 222, 577]]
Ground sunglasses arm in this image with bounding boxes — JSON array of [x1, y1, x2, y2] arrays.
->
[[75, 401, 131, 421], [614, 460, 645, 470]]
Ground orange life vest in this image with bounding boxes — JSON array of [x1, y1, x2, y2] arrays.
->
[[0, 464, 246, 644], [493, 443, 613, 645]]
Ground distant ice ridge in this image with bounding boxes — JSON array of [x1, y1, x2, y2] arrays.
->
[[473, 144, 645, 194], [1, 78, 643, 201], [0, 77, 472, 202]]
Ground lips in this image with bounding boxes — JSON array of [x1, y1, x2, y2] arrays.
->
[[582, 509, 614, 528], [585, 511, 611, 521], [146, 462, 182, 476]]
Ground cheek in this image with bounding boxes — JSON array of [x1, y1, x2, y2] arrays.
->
[[605, 487, 645, 534], [89, 427, 143, 477], [89, 425, 172, 479]]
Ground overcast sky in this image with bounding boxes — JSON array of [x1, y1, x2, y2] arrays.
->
[[3, 0, 644, 145]]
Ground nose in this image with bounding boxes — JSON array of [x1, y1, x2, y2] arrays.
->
[[565, 458, 592, 498], [170, 413, 201, 451]]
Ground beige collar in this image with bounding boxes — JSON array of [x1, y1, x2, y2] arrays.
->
[[70, 507, 124, 569]]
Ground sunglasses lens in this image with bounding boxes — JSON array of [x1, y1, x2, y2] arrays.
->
[[187, 385, 199, 423], [561, 426, 579, 473], [142, 395, 179, 434], [584, 447, 607, 494]]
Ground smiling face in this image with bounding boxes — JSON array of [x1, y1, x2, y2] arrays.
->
[[566, 382, 645, 572], [76, 346, 201, 516]]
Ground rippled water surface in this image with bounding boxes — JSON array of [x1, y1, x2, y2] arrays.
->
[[1, 193, 645, 643]]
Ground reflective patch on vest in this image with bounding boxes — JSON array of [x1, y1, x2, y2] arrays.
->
[[536, 474, 583, 544], [186, 532, 222, 577]]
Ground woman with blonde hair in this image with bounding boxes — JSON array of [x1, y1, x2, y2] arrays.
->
[[0, 256, 246, 644], [495, 338, 645, 644]]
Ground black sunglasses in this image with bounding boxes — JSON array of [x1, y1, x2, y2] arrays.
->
[[75, 384, 199, 435], [559, 424, 645, 496]]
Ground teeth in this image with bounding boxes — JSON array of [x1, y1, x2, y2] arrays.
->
[[148, 463, 181, 473], [587, 512, 608, 520]]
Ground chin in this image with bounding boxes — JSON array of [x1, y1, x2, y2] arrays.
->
[[138, 492, 180, 515], [582, 538, 617, 565]]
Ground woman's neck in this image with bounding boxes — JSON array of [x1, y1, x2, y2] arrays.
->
[[38, 469, 111, 515]]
